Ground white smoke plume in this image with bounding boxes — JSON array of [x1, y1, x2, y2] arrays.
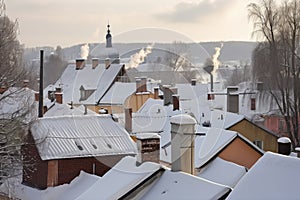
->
[[126, 43, 154, 69], [204, 43, 223, 74], [212, 43, 223, 74], [80, 43, 89, 59]]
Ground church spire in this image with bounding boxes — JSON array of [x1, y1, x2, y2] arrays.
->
[[106, 24, 112, 48]]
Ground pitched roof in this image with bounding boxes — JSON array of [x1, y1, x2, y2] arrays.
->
[[99, 82, 136, 105], [53, 63, 124, 104], [197, 157, 247, 188], [141, 170, 231, 200], [30, 115, 137, 160], [44, 104, 97, 117], [227, 152, 300, 199], [74, 156, 162, 200]]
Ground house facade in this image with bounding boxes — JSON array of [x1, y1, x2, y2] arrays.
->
[[22, 115, 137, 189]]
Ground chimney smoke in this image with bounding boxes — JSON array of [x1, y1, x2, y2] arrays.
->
[[80, 43, 89, 60], [126, 43, 154, 69]]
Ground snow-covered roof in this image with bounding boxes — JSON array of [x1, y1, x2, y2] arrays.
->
[[30, 115, 137, 160], [0, 171, 101, 200], [44, 104, 97, 117], [84, 64, 124, 104], [227, 152, 300, 200], [74, 156, 162, 200], [0, 87, 37, 123], [99, 82, 136, 105], [53, 63, 123, 105], [197, 157, 247, 188], [141, 170, 231, 200]]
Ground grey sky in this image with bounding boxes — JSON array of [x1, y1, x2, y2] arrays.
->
[[5, 0, 259, 48]]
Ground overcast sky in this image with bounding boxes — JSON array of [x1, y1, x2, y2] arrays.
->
[[5, 0, 260, 48]]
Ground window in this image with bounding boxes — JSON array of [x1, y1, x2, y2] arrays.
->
[[253, 140, 263, 149]]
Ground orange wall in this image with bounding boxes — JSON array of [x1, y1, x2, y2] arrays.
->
[[219, 137, 262, 169], [125, 93, 154, 112]]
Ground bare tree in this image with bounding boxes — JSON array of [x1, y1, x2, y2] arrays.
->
[[0, 0, 36, 191], [248, 0, 300, 147]]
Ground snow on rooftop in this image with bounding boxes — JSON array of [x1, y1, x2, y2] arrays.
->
[[195, 127, 237, 168], [136, 133, 161, 140], [227, 152, 300, 200], [141, 170, 231, 200], [53, 63, 123, 104], [30, 115, 137, 160], [44, 103, 97, 117], [197, 157, 247, 188], [99, 82, 136, 104], [170, 114, 197, 125], [84, 64, 124, 104], [74, 156, 161, 200], [0, 171, 101, 200]]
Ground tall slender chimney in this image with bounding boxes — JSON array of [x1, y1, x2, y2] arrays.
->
[[136, 78, 142, 93], [170, 114, 196, 175], [38, 50, 44, 118], [125, 108, 132, 133]]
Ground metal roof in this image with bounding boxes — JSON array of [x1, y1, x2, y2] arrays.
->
[[30, 115, 137, 160]]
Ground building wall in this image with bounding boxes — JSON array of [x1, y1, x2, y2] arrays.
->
[[228, 119, 278, 152], [57, 155, 124, 185], [22, 133, 48, 189], [219, 137, 262, 169], [22, 132, 132, 189], [125, 93, 154, 112]]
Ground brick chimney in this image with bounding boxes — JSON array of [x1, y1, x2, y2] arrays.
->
[[140, 77, 147, 92], [277, 137, 291, 155], [136, 78, 142, 93], [55, 93, 62, 104], [161, 85, 177, 106], [170, 114, 196, 175], [173, 95, 179, 111], [23, 79, 29, 88], [125, 108, 132, 133], [75, 58, 85, 70], [154, 87, 159, 99], [191, 79, 197, 86], [227, 86, 239, 113], [34, 92, 39, 101], [92, 58, 99, 69], [0, 85, 7, 94], [136, 133, 160, 164]]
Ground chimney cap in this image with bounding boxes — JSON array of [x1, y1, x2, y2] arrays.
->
[[277, 137, 291, 144], [170, 114, 196, 125], [135, 133, 161, 140], [295, 147, 300, 152]]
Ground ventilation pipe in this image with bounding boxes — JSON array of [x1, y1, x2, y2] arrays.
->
[[38, 50, 44, 118]]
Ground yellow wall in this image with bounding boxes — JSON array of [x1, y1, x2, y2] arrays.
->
[[228, 119, 278, 152], [219, 137, 262, 169], [81, 93, 154, 114]]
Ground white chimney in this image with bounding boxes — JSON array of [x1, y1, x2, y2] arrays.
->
[[170, 114, 196, 175]]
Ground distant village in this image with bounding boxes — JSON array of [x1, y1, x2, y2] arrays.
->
[[1, 24, 300, 200]]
